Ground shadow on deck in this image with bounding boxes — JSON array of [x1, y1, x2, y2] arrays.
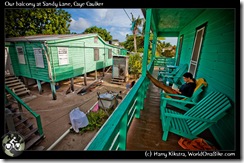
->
[[126, 68, 219, 151]]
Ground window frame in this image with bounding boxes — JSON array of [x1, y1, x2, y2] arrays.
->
[[189, 23, 207, 77]]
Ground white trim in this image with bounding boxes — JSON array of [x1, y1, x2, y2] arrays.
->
[[189, 26, 206, 77]]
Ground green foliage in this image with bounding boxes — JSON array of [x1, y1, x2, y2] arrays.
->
[[161, 45, 176, 57], [128, 53, 142, 79], [5, 9, 71, 38], [83, 26, 112, 41], [79, 109, 108, 134], [123, 35, 144, 52]]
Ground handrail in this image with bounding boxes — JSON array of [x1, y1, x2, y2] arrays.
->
[[5, 85, 44, 135], [85, 58, 154, 150]]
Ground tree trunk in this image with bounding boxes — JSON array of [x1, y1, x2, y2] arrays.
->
[[133, 33, 137, 53]]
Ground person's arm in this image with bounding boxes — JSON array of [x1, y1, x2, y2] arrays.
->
[[173, 88, 181, 94]]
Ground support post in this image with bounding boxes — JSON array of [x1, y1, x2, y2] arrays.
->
[[70, 78, 74, 92], [22, 77, 29, 89], [50, 82, 57, 100], [36, 80, 43, 94], [142, 9, 152, 76], [84, 73, 87, 86], [95, 70, 98, 80], [151, 32, 157, 61]]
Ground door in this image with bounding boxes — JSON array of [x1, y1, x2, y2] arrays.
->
[[189, 24, 206, 77], [5, 47, 14, 75]]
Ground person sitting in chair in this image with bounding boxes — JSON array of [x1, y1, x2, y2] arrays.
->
[[146, 71, 196, 98]]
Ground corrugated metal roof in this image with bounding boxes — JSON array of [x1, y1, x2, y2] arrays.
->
[[5, 33, 97, 42]]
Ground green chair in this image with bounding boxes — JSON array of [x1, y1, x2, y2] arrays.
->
[[161, 78, 208, 111], [160, 91, 232, 141], [158, 64, 188, 85]]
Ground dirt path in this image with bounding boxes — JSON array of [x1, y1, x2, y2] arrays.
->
[[20, 72, 131, 151]]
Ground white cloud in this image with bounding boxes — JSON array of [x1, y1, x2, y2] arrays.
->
[[92, 9, 109, 19], [67, 9, 144, 41], [70, 18, 91, 31], [109, 27, 132, 42], [92, 9, 144, 28]]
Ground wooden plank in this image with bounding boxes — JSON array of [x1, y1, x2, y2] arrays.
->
[[16, 90, 30, 96], [5, 79, 20, 84], [10, 84, 25, 89], [25, 135, 43, 150], [23, 128, 38, 141]]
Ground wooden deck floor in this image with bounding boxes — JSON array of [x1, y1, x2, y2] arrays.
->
[[126, 70, 184, 151], [126, 69, 219, 150]]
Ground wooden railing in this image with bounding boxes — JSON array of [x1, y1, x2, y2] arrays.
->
[[85, 60, 154, 150], [5, 85, 44, 136]]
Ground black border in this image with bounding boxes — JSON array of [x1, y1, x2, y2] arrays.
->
[[1, 0, 241, 160]]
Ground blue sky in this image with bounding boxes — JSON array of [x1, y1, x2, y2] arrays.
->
[[64, 9, 178, 45]]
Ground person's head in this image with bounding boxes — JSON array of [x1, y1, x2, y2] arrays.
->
[[183, 72, 194, 83]]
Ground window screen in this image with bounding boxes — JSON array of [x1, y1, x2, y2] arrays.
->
[[16, 46, 26, 64]]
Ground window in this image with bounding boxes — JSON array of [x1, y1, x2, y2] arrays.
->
[[94, 36, 98, 43], [33, 48, 44, 68], [94, 48, 99, 61], [108, 49, 112, 59], [16, 46, 26, 64], [58, 47, 69, 65], [189, 23, 207, 77]]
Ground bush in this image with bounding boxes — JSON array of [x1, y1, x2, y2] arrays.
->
[[128, 53, 142, 79]]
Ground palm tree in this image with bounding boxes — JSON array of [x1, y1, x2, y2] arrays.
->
[[131, 13, 144, 53]]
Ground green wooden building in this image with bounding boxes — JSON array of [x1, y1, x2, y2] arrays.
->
[[5, 33, 121, 100]]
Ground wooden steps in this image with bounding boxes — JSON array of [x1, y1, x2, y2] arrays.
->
[[5, 106, 44, 150], [5, 75, 31, 97], [111, 78, 124, 85]]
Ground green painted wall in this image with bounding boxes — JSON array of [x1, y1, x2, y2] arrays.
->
[[25, 42, 50, 82], [46, 35, 120, 82], [178, 9, 235, 150], [6, 42, 51, 82]]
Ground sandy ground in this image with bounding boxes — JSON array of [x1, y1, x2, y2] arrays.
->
[[16, 70, 132, 151]]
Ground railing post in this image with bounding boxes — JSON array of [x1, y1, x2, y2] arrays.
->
[[119, 111, 128, 150], [36, 115, 44, 136], [135, 89, 141, 119]]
